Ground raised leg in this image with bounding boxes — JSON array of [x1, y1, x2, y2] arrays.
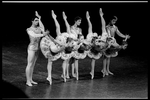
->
[[52, 10, 61, 36]]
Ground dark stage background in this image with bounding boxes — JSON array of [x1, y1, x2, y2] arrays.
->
[[2, 2, 149, 57], [2, 2, 148, 99]]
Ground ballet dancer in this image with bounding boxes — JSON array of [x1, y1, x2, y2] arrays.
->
[[62, 11, 84, 80], [25, 11, 49, 86], [99, 8, 130, 77], [86, 11, 108, 79]]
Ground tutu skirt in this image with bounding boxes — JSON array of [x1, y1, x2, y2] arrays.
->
[[87, 45, 102, 59], [61, 46, 74, 60], [40, 36, 61, 61]]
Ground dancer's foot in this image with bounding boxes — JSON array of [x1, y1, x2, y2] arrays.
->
[[26, 82, 33, 87], [61, 74, 64, 78], [102, 72, 106, 77], [108, 70, 114, 75], [47, 77, 52, 85], [76, 76, 79, 80], [103, 72, 107, 77], [101, 70, 108, 77], [101, 69, 104, 73], [72, 73, 76, 78], [90, 72, 94, 79], [61, 74, 67, 82], [30, 80, 38, 85], [86, 11, 90, 19], [66, 75, 70, 79], [52, 10, 57, 19], [64, 77, 67, 82]]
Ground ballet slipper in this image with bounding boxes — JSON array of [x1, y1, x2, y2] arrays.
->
[[72, 73, 76, 78], [101, 70, 107, 77], [26, 82, 33, 87], [90, 72, 94, 79], [30, 80, 38, 84], [64, 77, 67, 82], [46, 77, 52, 85], [107, 70, 114, 75], [72, 74, 76, 78], [101, 69, 104, 73], [61, 74, 64, 78], [66, 75, 70, 79], [102, 73, 106, 77], [76, 76, 79, 80]]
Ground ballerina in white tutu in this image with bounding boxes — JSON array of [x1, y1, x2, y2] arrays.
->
[[62, 11, 84, 81], [99, 8, 130, 77], [40, 10, 70, 84], [86, 11, 108, 79]]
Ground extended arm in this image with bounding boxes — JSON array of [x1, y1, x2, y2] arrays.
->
[[27, 30, 44, 37], [39, 19, 45, 32], [51, 10, 61, 36], [99, 8, 106, 33], [62, 11, 71, 34], [116, 27, 126, 38], [35, 11, 45, 32]]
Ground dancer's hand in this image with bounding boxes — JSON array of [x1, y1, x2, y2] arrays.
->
[[99, 8, 104, 16], [86, 11, 90, 19], [63, 11, 67, 20], [44, 30, 49, 36], [126, 34, 130, 39], [52, 10, 57, 19]]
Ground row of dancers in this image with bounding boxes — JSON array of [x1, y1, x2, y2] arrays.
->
[[25, 8, 130, 86]]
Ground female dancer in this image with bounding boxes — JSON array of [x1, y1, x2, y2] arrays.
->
[[51, 10, 76, 82], [40, 34, 66, 85], [40, 10, 73, 84], [25, 11, 49, 86], [86, 11, 107, 79], [62, 11, 83, 80], [99, 8, 130, 77]]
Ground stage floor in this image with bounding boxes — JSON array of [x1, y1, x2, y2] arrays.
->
[[2, 46, 148, 99]]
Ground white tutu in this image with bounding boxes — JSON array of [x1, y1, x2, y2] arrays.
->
[[40, 35, 61, 61]]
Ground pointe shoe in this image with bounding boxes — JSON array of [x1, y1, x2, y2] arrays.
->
[[26, 82, 33, 87], [73, 73, 79, 80], [66, 75, 70, 79], [105, 71, 109, 76], [72, 73, 76, 78], [101, 71, 106, 77], [108, 71, 114, 75], [30, 81, 38, 85], [90, 72, 94, 79], [76, 76, 79, 80], [46, 78, 52, 85], [75, 73, 79, 80], [61, 74, 64, 78], [101, 69, 104, 73], [64, 78, 66, 82], [102, 73, 106, 77], [101, 70, 108, 77]]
